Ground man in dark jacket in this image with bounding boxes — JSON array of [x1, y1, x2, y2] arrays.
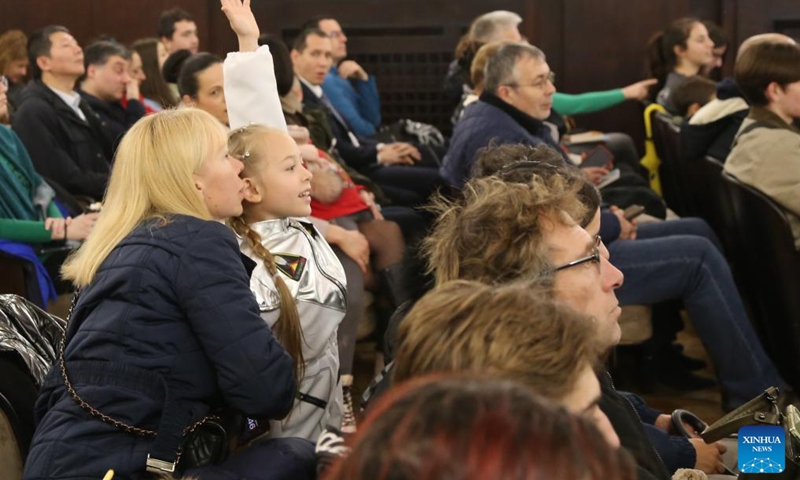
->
[[79, 41, 146, 153], [291, 28, 442, 207], [12, 26, 112, 202]]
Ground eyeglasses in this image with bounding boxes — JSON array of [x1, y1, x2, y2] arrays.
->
[[554, 235, 602, 273], [0, 76, 7, 88], [507, 71, 556, 90]]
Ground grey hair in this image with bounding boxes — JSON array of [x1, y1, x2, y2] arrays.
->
[[471, 11, 523, 43], [484, 43, 546, 95]]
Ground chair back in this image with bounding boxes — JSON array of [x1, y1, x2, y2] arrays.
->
[[651, 111, 694, 215], [722, 172, 800, 389]]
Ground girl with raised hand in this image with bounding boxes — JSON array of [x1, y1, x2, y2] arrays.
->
[[220, 0, 347, 441]]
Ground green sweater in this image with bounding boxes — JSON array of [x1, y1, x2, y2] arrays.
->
[[0, 126, 64, 244], [0, 202, 63, 243], [553, 89, 625, 116]]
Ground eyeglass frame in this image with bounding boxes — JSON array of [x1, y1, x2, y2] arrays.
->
[[553, 235, 602, 273], [505, 71, 556, 90]]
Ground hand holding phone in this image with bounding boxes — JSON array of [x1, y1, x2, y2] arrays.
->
[[580, 145, 615, 170], [623, 204, 646, 221]]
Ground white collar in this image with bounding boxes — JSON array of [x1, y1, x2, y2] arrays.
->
[[48, 86, 81, 109], [298, 76, 323, 98]]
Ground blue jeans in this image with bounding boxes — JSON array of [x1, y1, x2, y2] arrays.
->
[[610, 218, 784, 407]]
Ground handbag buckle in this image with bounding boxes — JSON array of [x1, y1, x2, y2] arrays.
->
[[146, 455, 177, 474]]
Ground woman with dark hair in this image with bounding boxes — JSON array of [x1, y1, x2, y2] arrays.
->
[[646, 17, 715, 113], [162, 48, 192, 101], [131, 38, 177, 109], [178, 52, 227, 125], [324, 375, 637, 480]]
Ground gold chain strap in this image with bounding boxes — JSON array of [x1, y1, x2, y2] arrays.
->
[[58, 292, 218, 462]]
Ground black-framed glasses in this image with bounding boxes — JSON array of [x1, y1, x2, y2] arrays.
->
[[554, 235, 602, 273]]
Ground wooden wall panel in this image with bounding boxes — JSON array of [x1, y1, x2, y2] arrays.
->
[[2, 0, 798, 150], [0, 0, 211, 48]]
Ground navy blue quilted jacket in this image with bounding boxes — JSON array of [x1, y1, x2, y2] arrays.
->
[[440, 99, 550, 189], [23, 215, 296, 480]]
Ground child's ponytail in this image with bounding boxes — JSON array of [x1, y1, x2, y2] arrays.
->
[[230, 216, 306, 384]]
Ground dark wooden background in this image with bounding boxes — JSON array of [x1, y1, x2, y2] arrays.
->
[[2, 0, 798, 151]]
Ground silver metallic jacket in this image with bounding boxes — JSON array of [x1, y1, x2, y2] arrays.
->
[[239, 218, 346, 441]]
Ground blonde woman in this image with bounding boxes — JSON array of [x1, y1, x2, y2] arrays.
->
[[22, 108, 313, 480]]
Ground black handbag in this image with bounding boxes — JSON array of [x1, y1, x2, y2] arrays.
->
[[58, 293, 233, 476]]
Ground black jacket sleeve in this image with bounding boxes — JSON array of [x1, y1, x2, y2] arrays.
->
[[12, 101, 108, 200]]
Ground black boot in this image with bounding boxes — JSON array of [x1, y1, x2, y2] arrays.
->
[[378, 263, 412, 310]]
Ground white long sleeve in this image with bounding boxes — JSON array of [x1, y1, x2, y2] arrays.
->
[[224, 45, 288, 132]]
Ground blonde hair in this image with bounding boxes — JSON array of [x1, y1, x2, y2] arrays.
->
[[62, 108, 227, 287], [228, 125, 305, 383], [394, 280, 601, 401]]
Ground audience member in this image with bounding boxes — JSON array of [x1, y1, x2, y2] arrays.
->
[[78, 41, 146, 150], [475, 144, 785, 403], [291, 28, 443, 207], [178, 52, 227, 125], [725, 40, 800, 250], [455, 40, 657, 122], [702, 21, 729, 79], [132, 38, 176, 110], [122, 45, 157, 113], [22, 106, 313, 480], [255, 32, 418, 432], [681, 33, 796, 162], [324, 375, 637, 480], [417, 155, 759, 475], [0, 71, 98, 307], [12, 26, 112, 202], [647, 17, 715, 114], [158, 7, 199, 54], [300, 16, 382, 137], [443, 10, 523, 108], [0, 30, 29, 114], [162, 47, 192, 99], [442, 42, 663, 217], [393, 280, 619, 447], [671, 75, 717, 119]]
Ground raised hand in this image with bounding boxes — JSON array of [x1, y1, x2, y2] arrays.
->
[[219, 0, 259, 52]]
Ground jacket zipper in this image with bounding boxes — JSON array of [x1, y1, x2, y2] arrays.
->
[[294, 224, 348, 311]]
